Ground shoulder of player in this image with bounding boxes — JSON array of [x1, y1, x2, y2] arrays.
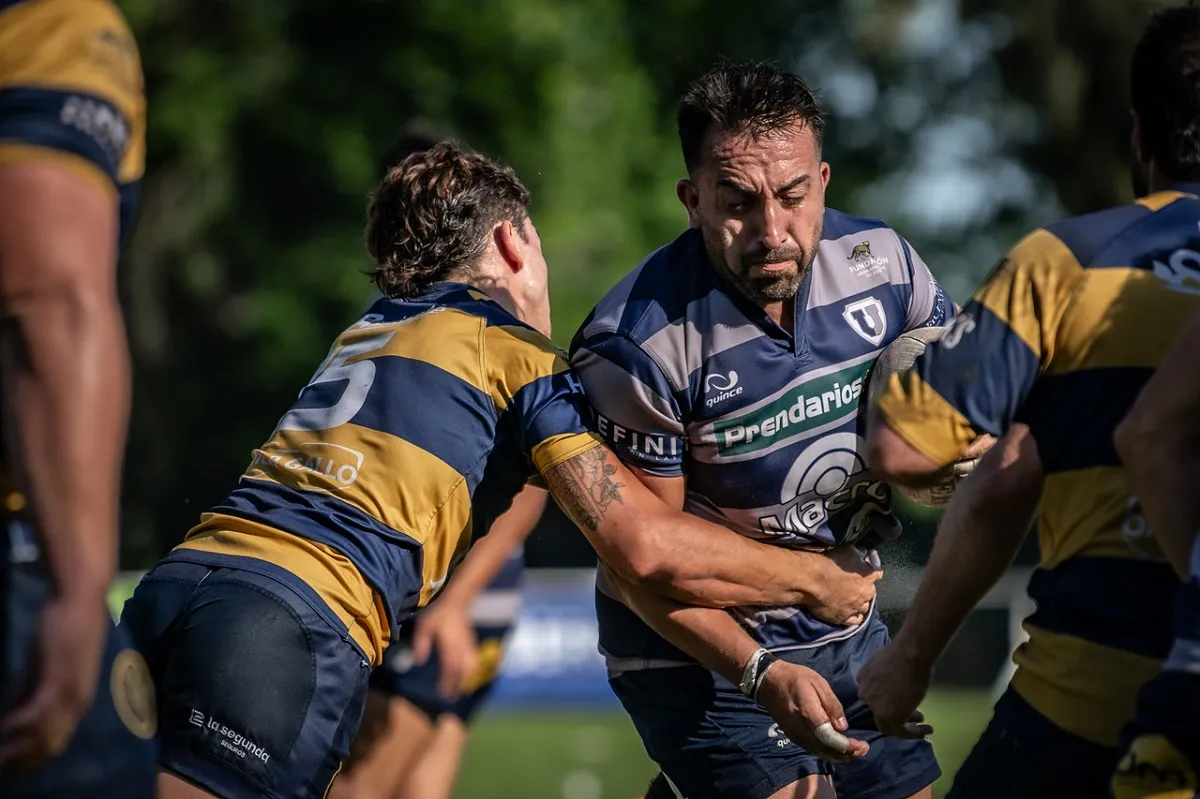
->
[[1035, 201, 1161, 270], [574, 229, 711, 348], [817, 208, 917, 292]]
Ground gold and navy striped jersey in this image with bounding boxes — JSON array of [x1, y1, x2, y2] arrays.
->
[[876, 186, 1200, 748], [172, 283, 601, 664], [0, 0, 146, 243]]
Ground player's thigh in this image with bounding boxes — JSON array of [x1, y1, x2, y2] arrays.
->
[[786, 613, 940, 799], [1, 562, 156, 799], [948, 686, 1118, 799], [329, 690, 435, 799], [395, 714, 469, 799], [128, 562, 371, 799], [610, 665, 832, 799]]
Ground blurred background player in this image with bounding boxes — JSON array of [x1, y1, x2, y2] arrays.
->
[[569, 60, 954, 799], [0, 0, 155, 797], [862, 4, 1200, 797], [1111, 309, 1200, 799], [331, 487, 543, 799], [119, 138, 871, 799]]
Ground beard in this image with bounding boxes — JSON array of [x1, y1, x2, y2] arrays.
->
[[701, 227, 819, 306]]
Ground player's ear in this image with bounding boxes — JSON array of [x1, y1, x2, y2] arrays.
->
[[677, 178, 701, 229], [1131, 110, 1149, 166], [820, 161, 831, 188], [493, 219, 525, 274]]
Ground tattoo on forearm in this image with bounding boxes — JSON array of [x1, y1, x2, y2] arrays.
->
[[545, 447, 625, 531]]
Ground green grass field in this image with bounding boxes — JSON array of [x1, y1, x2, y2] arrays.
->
[[109, 577, 995, 799], [453, 689, 994, 799]]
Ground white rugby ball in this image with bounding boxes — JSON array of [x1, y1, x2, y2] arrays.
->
[[866, 326, 980, 509]]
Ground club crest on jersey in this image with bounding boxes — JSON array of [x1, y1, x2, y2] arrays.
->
[[842, 297, 887, 346]]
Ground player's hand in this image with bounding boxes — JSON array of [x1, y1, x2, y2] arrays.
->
[[808, 545, 882, 627], [856, 637, 935, 740], [0, 595, 110, 770], [756, 660, 870, 762], [410, 598, 478, 699]]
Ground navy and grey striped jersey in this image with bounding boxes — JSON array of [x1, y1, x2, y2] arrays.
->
[[569, 209, 952, 669]]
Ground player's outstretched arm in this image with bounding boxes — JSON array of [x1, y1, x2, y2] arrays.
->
[[858, 425, 1041, 737], [1114, 310, 1200, 578], [0, 161, 131, 765], [541, 444, 878, 615]]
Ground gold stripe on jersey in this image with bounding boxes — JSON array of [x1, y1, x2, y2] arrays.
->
[[1047, 268, 1200, 374], [876, 372, 975, 467], [485, 323, 571, 411], [532, 432, 605, 474], [1012, 625, 1163, 747], [0, 0, 145, 184], [246, 425, 470, 546], [973, 230, 1084, 368], [1137, 190, 1189, 211], [1038, 468, 1165, 567], [179, 520, 388, 661], [351, 309, 487, 391]]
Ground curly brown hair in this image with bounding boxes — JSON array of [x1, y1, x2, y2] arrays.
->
[[365, 141, 531, 298]]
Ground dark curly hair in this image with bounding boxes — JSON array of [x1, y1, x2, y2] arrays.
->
[[365, 141, 531, 298]]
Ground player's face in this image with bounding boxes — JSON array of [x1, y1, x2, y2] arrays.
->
[[680, 122, 830, 307], [516, 217, 553, 337]]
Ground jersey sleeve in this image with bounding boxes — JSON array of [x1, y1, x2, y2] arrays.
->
[[0, 0, 145, 198], [484, 324, 603, 478], [569, 329, 687, 477], [902, 236, 954, 330], [875, 228, 1084, 466]]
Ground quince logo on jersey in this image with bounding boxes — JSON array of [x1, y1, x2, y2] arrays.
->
[[758, 432, 890, 542], [714, 362, 871, 457]]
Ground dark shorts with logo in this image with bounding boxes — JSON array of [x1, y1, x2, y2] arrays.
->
[[609, 609, 940, 799], [118, 554, 371, 799], [947, 687, 1119, 799], [1, 560, 156, 799], [369, 619, 512, 723], [1112, 670, 1200, 799]]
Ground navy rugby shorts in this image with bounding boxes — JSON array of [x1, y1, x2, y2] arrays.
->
[[947, 686, 1119, 799], [1, 560, 156, 799], [609, 607, 940, 799], [118, 555, 371, 799], [369, 617, 513, 723]]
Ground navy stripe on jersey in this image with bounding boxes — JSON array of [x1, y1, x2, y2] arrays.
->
[[1043, 203, 1152, 268], [822, 210, 891, 240], [1026, 557, 1177, 660], [513, 371, 596, 454], [618, 238, 710, 333], [1019, 368, 1153, 474], [918, 302, 1039, 436], [0, 87, 130, 182], [214, 478, 426, 625], [1104, 197, 1200, 272], [471, 418, 535, 546], [350, 355, 497, 482]]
